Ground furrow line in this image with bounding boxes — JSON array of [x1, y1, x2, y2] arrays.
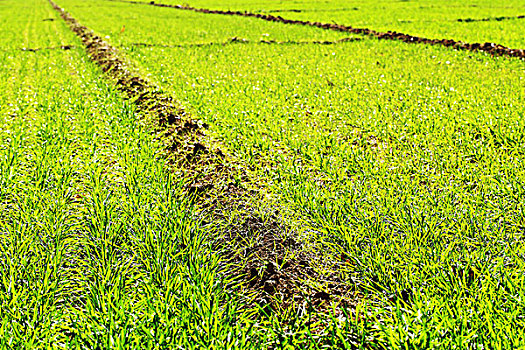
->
[[120, 0, 525, 59], [49, 0, 356, 318], [127, 36, 361, 48], [47, 0, 193, 129], [457, 14, 525, 23]]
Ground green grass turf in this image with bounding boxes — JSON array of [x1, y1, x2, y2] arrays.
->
[[53, 0, 525, 347], [122, 0, 525, 48], [2, 0, 525, 347], [52, 0, 354, 47], [0, 0, 261, 348]]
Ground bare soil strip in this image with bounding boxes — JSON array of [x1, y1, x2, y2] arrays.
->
[[119, 0, 525, 59], [49, 0, 355, 317], [457, 15, 525, 22], [266, 7, 359, 13], [128, 36, 361, 48]]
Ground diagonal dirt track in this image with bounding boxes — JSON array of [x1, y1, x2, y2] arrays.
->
[[114, 0, 525, 59], [48, 0, 357, 318]]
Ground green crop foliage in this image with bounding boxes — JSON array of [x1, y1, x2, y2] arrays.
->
[[3, 0, 525, 348], [55, 0, 352, 47], [52, 0, 525, 347], [0, 0, 277, 348], [123, 0, 525, 48]]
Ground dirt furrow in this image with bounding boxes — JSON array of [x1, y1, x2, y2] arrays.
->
[[128, 36, 361, 48], [118, 0, 525, 59], [49, 0, 356, 317], [457, 15, 525, 23]]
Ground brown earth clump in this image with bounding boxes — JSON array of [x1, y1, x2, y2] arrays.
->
[[217, 211, 356, 315]]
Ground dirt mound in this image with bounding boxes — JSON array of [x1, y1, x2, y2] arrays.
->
[[218, 213, 355, 315]]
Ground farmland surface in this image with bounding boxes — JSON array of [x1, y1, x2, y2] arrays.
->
[[124, 0, 525, 48], [1, 0, 525, 348]]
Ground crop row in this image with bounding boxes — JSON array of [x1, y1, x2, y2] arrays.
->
[[52, 0, 525, 346], [123, 0, 525, 49], [48, 0, 352, 323], [2, 0, 525, 347], [109, 0, 525, 59], [0, 0, 272, 347]]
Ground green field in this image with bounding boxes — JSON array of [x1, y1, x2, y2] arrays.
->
[[126, 0, 525, 48], [1, 0, 525, 348]]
